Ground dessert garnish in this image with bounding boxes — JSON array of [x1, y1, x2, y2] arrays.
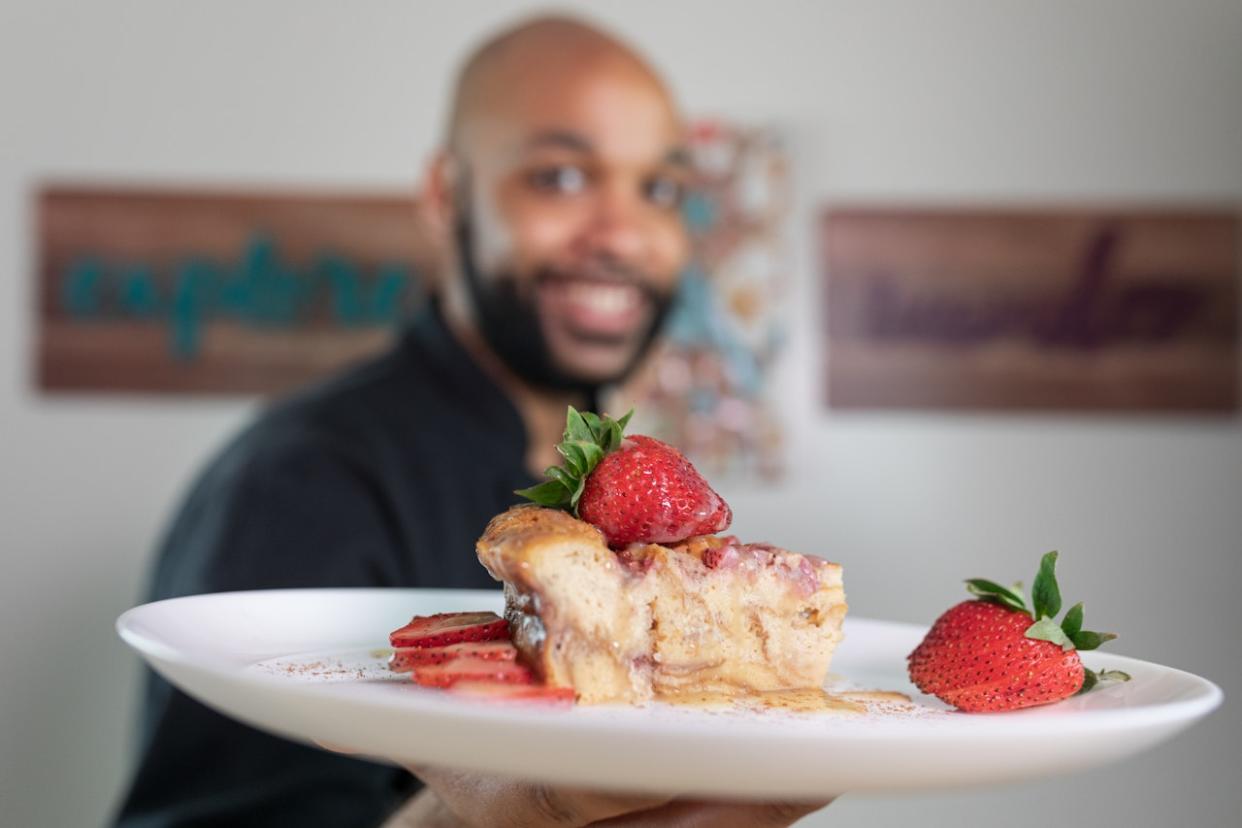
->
[[907, 552, 1130, 712], [388, 640, 517, 671], [387, 612, 571, 703], [516, 407, 731, 547], [389, 611, 509, 648]]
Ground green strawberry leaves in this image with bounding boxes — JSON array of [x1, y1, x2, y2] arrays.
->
[[1025, 616, 1075, 650], [1062, 601, 1084, 640], [1059, 599, 1116, 650], [1079, 668, 1132, 695], [1068, 630, 1118, 651], [966, 551, 1125, 668], [965, 579, 1028, 614], [515, 406, 633, 513], [516, 479, 573, 507], [1031, 551, 1062, 620]]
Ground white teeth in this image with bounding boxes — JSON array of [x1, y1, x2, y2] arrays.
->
[[564, 282, 639, 315]]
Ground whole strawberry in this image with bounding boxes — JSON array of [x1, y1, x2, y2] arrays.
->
[[908, 552, 1129, 713], [517, 407, 731, 547], [578, 434, 731, 546]]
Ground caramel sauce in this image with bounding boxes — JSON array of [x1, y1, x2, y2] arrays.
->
[[656, 687, 868, 714], [833, 689, 912, 705]]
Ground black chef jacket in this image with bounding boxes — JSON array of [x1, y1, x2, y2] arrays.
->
[[114, 300, 541, 827]]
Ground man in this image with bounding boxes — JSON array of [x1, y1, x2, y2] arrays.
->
[[116, 15, 828, 827]]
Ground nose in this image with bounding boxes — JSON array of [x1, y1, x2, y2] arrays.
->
[[575, 178, 651, 266]]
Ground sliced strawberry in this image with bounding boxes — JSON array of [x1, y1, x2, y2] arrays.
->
[[389, 641, 518, 672], [410, 657, 534, 688], [450, 681, 576, 705], [389, 612, 509, 649]]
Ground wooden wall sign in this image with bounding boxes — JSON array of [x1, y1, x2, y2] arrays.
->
[[823, 208, 1238, 412], [37, 186, 438, 395]]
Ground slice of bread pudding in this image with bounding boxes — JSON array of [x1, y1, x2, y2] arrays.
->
[[476, 505, 847, 704]]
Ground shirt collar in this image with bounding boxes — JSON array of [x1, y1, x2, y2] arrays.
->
[[398, 298, 530, 472]]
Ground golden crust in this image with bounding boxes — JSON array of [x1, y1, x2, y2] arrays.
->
[[479, 502, 605, 551], [476, 504, 610, 584]]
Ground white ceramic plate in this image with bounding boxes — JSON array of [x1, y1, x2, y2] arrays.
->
[[117, 588, 1222, 798]]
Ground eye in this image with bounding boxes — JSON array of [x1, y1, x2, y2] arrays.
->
[[644, 175, 686, 210], [527, 165, 589, 195]]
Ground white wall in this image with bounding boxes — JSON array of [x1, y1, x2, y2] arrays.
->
[[2, 1, 1239, 826]]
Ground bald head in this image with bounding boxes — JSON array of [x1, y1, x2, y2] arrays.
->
[[433, 14, 690, 393], [446, 15, 679, 152]]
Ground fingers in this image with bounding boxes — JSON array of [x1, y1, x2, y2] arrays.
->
[[382, 787, 465, 828], [593, 797, 833, 827], [410, 765, 676, 828]]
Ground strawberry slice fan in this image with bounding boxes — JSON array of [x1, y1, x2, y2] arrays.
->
[[387, 611, 573, 703], [908, 551, 1130, 713]]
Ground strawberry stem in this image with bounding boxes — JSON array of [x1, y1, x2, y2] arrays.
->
[[515, 406, 633, 513], [1079, 668, 1132, 694], [965, 553, 1122, 660], [964, 579, 1029, 615]]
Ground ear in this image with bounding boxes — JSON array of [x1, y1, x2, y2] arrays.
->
[[419, 150, 459, 235]]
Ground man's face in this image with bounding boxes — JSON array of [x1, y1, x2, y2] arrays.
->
[[452, 59, 691, 390]]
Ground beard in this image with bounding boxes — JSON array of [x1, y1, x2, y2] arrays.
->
[[453, 199, 676, 394]]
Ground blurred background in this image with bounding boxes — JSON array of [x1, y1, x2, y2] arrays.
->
[[2, 1, 1239, 825]]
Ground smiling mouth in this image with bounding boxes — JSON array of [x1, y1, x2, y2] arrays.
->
[[537, 276, 651, 340]]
